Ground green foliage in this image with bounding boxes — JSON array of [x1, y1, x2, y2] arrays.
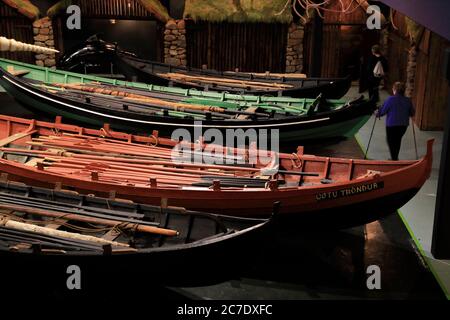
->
[[2, 0, 40, 20], [184, 0, 292, 24], [404, 16, 424, 45], [138, 0, 171, 22], [46, 0, 72, 18]]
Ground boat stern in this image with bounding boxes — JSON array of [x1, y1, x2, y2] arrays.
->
[[411, 138, 435, 188]]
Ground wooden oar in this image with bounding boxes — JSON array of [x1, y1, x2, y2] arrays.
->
[[161, 73, 294, 89], [223, 71, 307, 79], [0, 147, 256, 172], [0, 227, 105, 251], [0, 147, 300, 177], [0, 193, 151, 224], [54, 85, 270, 118], [0, 203, 179, 237], [29, 135, 249, 163], [0, 217, 129, 248], [47, 156, 235, 176], [52, 83, 225, 113]]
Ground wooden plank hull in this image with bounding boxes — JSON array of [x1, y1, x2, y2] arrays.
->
[[117, 53, 353, 99], [0, 180, 271, 287], [0, 60, 375, 142], [0, 156, 430, 218], [0, 180, 270, 258], [56, 36, 352, 98], [0, 114, 434, 225]]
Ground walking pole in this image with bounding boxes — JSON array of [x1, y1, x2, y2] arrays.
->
[[411, 117, 419, 159], [365, 114, 378, 159]]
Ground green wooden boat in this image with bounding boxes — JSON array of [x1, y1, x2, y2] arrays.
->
[[0, 58, 375, 141]]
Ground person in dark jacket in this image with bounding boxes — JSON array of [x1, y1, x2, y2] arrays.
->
[[377, 81, 415, 160], [366, 44, 388, 102]]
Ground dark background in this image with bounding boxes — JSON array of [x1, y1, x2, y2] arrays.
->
[[61, 19, 159, 60], [32, 0, 172, 61]]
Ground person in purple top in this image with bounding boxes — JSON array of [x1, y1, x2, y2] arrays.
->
[[377, 81, 415, 160]]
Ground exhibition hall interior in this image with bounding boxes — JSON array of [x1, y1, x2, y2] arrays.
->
[[0, 0, 449, 303]]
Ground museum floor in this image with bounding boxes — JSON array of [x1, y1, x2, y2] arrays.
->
[[173, 86, 449, 300], [353, 86, 450, 299], [0, 85, 448, 300]]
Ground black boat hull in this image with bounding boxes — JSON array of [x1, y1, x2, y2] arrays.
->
[[0, 188, 417, 290], [57, 36, 352, 99], [116, 54, 352, 99], [0, 181, 271, 287], [0, 69, 375, 143]]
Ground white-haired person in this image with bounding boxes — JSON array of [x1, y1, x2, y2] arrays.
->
[[377, 81, 415, 160]]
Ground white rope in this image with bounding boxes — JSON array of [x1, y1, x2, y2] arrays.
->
[[291, 0, 368, 21]]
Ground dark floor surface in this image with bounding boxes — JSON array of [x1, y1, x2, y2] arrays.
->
[[0, 93, 446, 300]]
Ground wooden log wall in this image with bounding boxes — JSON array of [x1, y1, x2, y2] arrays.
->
[[320, 24, 341, 77], [387, 11, 449, 130], [303, 1, 378, 78], [0, 2, 34, 63], [322, 0, 368, 25], [414, 32, 449, 130], [320, 0, 372, 77], [385, 30, 409, 89], [72, 0, 153, 19], [186, 21, 288, 72], [304, 24, 375, 78], [385, 9, 409, 92]]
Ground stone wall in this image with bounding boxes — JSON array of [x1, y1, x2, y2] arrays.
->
[[33, 17, 56, 68], [285, 22, 304, 73], [164, 19, 186, 67]]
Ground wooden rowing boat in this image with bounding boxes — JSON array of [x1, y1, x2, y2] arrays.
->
[[0, 114, 433, 227], [0, 178, 271, 289], [0, 58, 375, 142], [57, 36, 352, 99], [116, 52, 352, 99], [0, 177, 270, 256]]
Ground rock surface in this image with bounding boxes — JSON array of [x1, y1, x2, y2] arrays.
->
[[285, 22, 304, 73], [33, 17, 57, 68], [164, 19, 187, 67]]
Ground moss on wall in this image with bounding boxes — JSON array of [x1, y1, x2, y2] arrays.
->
[[46, 0, 71, 18], [138, 0, 171, 22], [405, 16, 424, 45], [184, 0, 292, 23], [1, 0, 40, 20]]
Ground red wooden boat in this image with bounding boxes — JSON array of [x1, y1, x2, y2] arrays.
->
[[0, 114, 433, 226]]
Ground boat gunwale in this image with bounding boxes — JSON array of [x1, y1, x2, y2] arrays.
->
[[0, 180, 271, 256], [0, 63, 372, 130], [118, 53, 352, 92], [0, 141, 432, 195], [0, 58, 348, 103]]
